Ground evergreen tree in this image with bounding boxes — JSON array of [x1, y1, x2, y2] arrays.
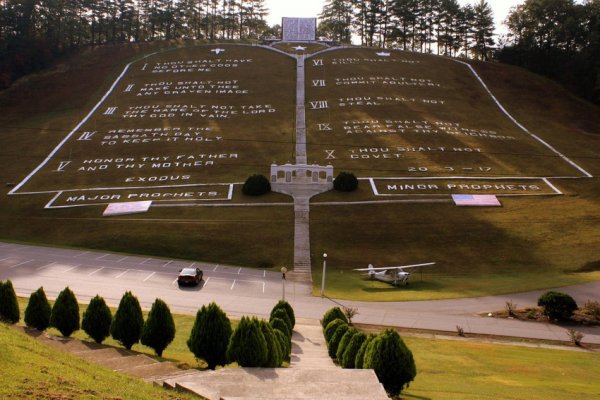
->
[[50, 287, 80, 337], [341, 331, 367, 368], [110, 291, 144, 350], [269, 317, 291, 339], [364, 329, 416, 396], [24, 287, 51, 331], [227, 316, 268, 367], [273, 328, 290, 361], [324, 318, 346, 343], [270, 308, 292, 333], [336, 327, 358, 362], [327, 323, 349, 359], [0, 280, 20, 324], [471, 0, 495, 60], [270, 300, 295, 329], [82, 295, 112, 344], [187, 302, 232, 369], [319, 0, 354, 42], [141, 298, 175, 357], [321, 306, 348, 329], [259, 319, 282, 367], [354, 333, 376, 369]]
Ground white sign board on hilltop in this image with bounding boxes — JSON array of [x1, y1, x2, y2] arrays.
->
[[282, 17, 317, 41], [103, 201, 152, 216]]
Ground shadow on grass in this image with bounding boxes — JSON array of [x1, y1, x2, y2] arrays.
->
[[362, 281, 444, 293], [401, 393, 432, 400]]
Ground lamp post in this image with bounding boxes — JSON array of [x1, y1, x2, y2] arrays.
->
[[320, 253, 327, 297], [281, 267, 287, 300]]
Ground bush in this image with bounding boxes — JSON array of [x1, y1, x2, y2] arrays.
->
[[354, 333, 376, 369], [227, 316, 268, 367], [259, 319, 282, 367], [364, 329, 416, 396], [270, 317, 291, 338], [333, 171, 358, 192], [273, 328, 291, 361], [336, 327, 358, 362], [242, 174, 271, 196], [341, 332, 367, 369], [50, 287, 79, 337], [187, 302, 232, 369], [270, 308, 293, 333], [82, 295, 112, 344], [25, 287, 51, 331], [328, 323, 350, 359], [321, 306, 348, 329], [582, 300, 600, 320], [537, 291, 578, 321], [324, 318, 346, 343], [141, 298, 175, 357], [270, 300, 295, 329], [0, 280, 20, 324], [110, 291, 144, 350]]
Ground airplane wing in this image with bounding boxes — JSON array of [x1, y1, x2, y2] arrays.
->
[[354, 262, 435, 271]]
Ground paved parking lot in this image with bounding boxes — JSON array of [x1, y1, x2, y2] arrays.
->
[[0, 242, 288, 301]]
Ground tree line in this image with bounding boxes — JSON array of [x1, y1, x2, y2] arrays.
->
[[499, 0, 600, 104], [318, 0, 495, 60], [0, 0, 270, 88]]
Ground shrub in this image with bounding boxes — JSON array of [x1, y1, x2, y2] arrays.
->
[[141, 298, 175, 357], [341, 332, 367, 369], [505, 300, 517, 317], [25, 287, 51, 331], [270, 300, 295, 328], [82, 295, 112, 344], [187, 302, 232, 369], [328, 323, 350, 359], [537, 291, 578, 321], [324, 318, 346, 343], [227, 316, 268, 367], [242, 174, 271, 196], [567, 329, 584, 346], [110, 291, 144, 350], [259, 319, 282, 367], [333, 171, 358, 192], [270, 308, 293, 333], [343, 307, 359, 325], [336, 327, 358, 362], [273, 328, 291, 361], [321, 306, 348, 329], [270, 317, 291, 338], [582, 300, 600, 320], [0, 280, 20, 324], [355, 333, 376, 369], [50, 287, 79, 337], [364, 329, 416, 396]]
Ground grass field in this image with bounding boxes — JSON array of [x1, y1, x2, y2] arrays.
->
[[1, 42, 599, 301], [4, 296, 600, 400]]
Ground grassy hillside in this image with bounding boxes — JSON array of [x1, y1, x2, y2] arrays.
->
[[0, 43, 598, 299], [0, 323, 197, 399]]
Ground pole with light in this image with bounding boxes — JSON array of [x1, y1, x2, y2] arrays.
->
[[320, 253, 327, 297], [280, 266, 287, 300]]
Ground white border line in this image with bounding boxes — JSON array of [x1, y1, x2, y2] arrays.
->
[[9, 51, 157, 195], [453, 59, 592, 178]]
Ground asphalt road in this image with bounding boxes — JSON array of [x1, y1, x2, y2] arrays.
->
[[1, 241, 599, 344]]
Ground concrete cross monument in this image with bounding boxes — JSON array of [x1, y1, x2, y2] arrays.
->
[[376, 51, 390, 57], [292, 46, 307, 52], [211, 48, 225, 55]]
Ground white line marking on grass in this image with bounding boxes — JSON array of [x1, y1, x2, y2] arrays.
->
[[453, 59, 593, 178], [37, 262, 56, 270], [10, 260, 34, 269], [63, 264, 80, 273], [88, 267, 104, 276], [115, 270, 129, 279], [230, 280, 236, 290], [143, 272, 156, 282]]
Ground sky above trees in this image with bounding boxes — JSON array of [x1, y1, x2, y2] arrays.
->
[[264, 0, 521, 34]]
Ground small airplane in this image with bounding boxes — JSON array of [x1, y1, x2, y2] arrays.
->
[[354, 262, 435, 286]]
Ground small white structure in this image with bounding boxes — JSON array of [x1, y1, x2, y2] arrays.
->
[[270, 163, 334, 186], [103, 201, 152, 216], [282, 17, 317, 42]]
